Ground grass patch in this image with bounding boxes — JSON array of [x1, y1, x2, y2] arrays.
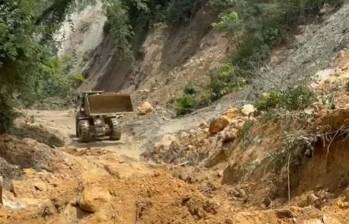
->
[[256, 86, 315, 112]]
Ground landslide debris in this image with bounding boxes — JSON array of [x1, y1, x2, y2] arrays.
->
[[0, 137, 240, 224], [140, 48, 349, 224]]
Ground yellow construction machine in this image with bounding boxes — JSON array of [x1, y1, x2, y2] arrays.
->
[[75, 91, 133, 142]]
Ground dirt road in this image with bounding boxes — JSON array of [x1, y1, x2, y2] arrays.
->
[[22, 109, 143, 160]]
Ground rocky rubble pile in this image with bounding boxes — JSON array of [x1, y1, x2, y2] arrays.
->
[[143, 105, 256, 166]]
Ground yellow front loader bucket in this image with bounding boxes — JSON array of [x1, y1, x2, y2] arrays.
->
[[85, 94, 133, 115]]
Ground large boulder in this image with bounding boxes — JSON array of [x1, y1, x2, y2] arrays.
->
[[78, 185, 112, 213], [137, 101, 154, 115], [241, 104, 256, 116], [0, 135, 56, 171], [209, 116, 230, 135]]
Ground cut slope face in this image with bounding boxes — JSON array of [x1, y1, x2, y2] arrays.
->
[[253, 3, 349, 95], [81, 3, 349, 113], [81, 2, 233, 107], [54, 0, 106, 75]]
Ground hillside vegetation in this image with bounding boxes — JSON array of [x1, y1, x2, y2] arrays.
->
[[175, 0, 343, 114], [0, 0, 82, 132], [0, 0, 344, 125]]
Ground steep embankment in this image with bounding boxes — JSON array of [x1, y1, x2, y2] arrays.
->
[[251, 3, 349, 97], [54, 0, 106, 76], [80, 1, 233, 107], [78, 2, 349, 111]]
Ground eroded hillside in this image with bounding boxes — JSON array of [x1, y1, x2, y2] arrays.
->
[[2, 1, 349, 224]]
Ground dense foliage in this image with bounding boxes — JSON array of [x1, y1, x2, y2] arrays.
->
[[0, 0, 76, 132], [104, 0, 197, 59], [255, 86, 315, 112]]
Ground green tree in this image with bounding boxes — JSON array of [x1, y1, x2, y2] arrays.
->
[[0, 0, 74, 133]]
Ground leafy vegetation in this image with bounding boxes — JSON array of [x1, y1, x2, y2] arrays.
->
[[104, 0, 198, 60], [0, 0, 80, 133], [103, 0, 134, 58], [207, 0, 343, 102], [255, 86, 315, 112], [209, 63, 247, 101], [216, 0, 342, 70], [175, 82, 198, 115], [175, 94, 197, 116], [175, 63, 249, 115], [166, 0, 196, 25]]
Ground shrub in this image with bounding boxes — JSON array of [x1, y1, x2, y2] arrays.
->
[[0, 0, 77, 132], [175, 94, 197, 116], [212, 11, 241, 32], [214, 0, 343, 72], [183, 81, 196, 95], [256, 86, 315, 112], [166, 0, 196, 25], [104, 0, 134, 59], [0, 95, 15, 134], [209, 63, 247, 101]]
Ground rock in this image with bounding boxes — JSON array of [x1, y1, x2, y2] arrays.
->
[[232, 187, 247, 199], [155, 135, 177, 149], [103, 165, 121, 179], [137, 101, 154, 115], [336, 198, 349, 209], [241, 104, 256, 116], [302, 219, 323, 224], [223, 108, 240, 120], [275, 209, 294, 219], [225, 218, 234, 224], [78, 186, 112, 213], [322, 215, 342, 224], [180, 131, 189, 139], [209, 116, 230, 135], [199, 122, 208, 129], [307, 193, 320, 206], [220, 128, 238, 143]]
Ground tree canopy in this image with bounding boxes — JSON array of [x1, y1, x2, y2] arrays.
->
[[0, 0, 75, 132]]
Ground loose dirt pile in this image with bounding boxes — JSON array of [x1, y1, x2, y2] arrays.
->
[[3, 49, 349, 223], [1, 137, 349, 224], [141, 49, 349, 223], [0, 137, 272, 224]]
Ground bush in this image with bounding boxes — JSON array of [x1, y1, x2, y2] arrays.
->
[[240, 120, 255, 149], [256, 86, 315, 112], [183, 81, 196, 95], [0, 95, 15, 134], [175, 94, 197, 116], [0, 0, 77, 132], [166, 0, 196, 24], [213, 0, 343, 72], [212, 11, 241, 32], [104, 0, 134, 59], [209, 64, 247, 101]]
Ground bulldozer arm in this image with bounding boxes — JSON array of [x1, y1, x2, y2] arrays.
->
[[85, 94, 133, 115]]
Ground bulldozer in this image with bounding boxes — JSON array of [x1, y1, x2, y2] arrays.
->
[[75, 91, 133, 142]]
